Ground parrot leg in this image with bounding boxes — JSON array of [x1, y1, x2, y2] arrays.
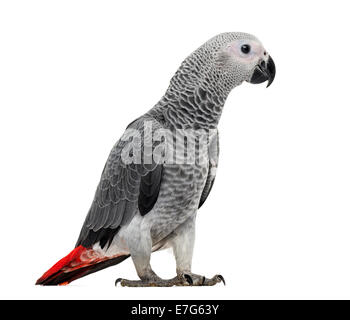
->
[[169, 215, 225, 286], [115, 215, 224, 287], [114, 252, 187, 287], [115, 226, 175, 287]]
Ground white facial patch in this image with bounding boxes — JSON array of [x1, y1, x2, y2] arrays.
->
[[225, 39, 264, 63]]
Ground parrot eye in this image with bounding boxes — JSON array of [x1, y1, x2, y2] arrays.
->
[[240, 44, 251, 54]]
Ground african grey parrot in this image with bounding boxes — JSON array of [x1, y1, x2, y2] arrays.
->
[[36, 32, 275, 287]]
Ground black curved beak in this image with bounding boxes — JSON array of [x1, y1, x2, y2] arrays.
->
[[250, 56, 276, 87]]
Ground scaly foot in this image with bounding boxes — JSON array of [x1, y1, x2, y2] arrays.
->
[[177, 272, 225, 286], [115, 273, 225, 287]]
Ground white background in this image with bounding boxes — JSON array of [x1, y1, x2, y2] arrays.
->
[[1, 0, 350, 300]]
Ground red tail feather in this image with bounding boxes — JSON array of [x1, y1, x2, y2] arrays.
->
[[36, 246, 86, 285], [36, 246, 129, 285]]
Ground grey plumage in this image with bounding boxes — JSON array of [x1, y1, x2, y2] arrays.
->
[[37, 32, 275, 286], [76, 115, 164, 248], [199, 130, 219, 208], [78, 32, 258, 248]]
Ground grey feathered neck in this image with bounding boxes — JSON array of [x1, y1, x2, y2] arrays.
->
[[148, 32, 253, 129]]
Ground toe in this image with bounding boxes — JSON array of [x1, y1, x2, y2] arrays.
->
[[203, 274, 226, 286], [183, 274, 193, 285], [179, 273, 207, 286], [216, 274, 226, 285], [115, 278, 123, 287]]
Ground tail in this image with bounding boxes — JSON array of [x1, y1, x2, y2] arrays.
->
[[36, 245, 129, 286]]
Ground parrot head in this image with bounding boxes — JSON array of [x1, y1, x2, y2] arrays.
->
[[214, 32, 276, 89], [175, 32, 276, 96]]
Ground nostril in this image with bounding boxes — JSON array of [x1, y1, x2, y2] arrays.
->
[[264, 51, 267, 56]]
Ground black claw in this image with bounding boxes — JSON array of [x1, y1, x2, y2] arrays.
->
[[115, 278, 123, 287], [217, 275, 226, 286], [184, 274, 193, 285], [202, 276, 206, 285]]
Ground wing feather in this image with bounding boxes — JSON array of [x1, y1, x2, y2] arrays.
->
[[76, 116, 164, 248], [198, 130, 219, 208]]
